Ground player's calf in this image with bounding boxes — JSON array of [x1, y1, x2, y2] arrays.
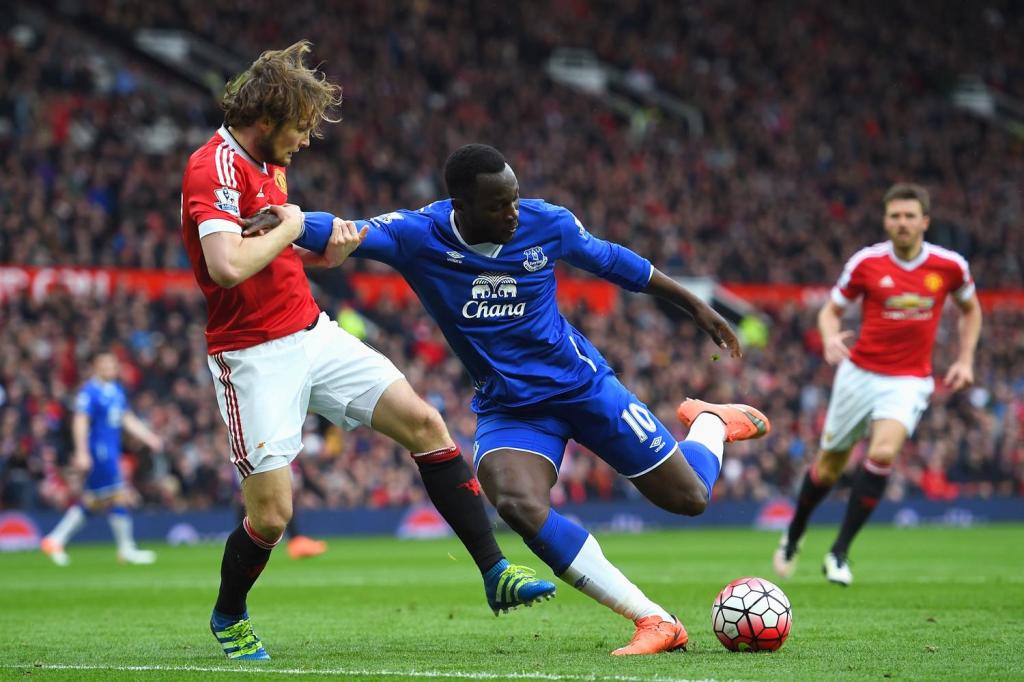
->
[[632, 446, 710, 517], [491, 490, 552, 538]]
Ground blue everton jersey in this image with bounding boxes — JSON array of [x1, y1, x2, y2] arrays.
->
[[354, 198, 653, 410], [75, 379, 127, 465]]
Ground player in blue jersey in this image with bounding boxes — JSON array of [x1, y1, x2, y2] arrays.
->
[[41, 352, 163, 566], [248, 143, 771, 654]]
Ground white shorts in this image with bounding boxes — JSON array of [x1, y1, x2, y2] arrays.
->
[[820, 359, 934, 453], [207, 312, 405, 477]]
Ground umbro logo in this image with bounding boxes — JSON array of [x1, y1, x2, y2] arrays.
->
[[446, 250, 465, 264], [649, 436, 664, 450], [879, 275, 895, 288]]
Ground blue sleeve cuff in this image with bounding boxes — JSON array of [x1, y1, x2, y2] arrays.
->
[[606, 244, 654, 292], [294, 211, 335, 254]]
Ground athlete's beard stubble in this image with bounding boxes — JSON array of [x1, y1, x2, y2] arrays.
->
[[256, 130, 292, 166]]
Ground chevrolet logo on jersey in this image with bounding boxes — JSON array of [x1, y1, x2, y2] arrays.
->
[[882, 293, 935, 320], [884, 293, 934, 310]]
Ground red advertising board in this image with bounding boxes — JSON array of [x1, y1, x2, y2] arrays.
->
[[1, 266, 1020, 313]]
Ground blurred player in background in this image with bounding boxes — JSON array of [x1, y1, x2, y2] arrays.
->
[[182, 44, 553, 661], [773, 183, 982, 586], [258, 144, 771, 654], [40, 352, 163, 566]]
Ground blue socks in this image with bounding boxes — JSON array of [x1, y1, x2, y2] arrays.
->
[[525, 509, 589, 576], [680, 441, 721, 496]]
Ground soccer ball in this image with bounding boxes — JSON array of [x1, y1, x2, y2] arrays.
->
[[711, 576, 792, 652]]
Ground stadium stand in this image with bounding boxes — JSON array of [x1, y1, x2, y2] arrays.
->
[[0, 1, 1021, 511]]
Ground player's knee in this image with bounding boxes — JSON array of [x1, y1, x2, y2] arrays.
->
[[814, 464, 842, 487], [246, 504, 291, 542], [493, 492, 548, 537], [865, 448, 898, 465], [815, 452, 846, 486], [407, 404, 449, 450]]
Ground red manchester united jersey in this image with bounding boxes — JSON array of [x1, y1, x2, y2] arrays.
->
[[182, 127, 319, 354], [831, 241, 974, 377]]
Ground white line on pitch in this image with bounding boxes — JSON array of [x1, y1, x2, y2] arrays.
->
[[2, 663, 736, 682]]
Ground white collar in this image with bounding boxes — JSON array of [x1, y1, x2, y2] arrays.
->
[[449, 210, 503, 258], [217, 126, 269, 175], [887, 241, 930, 271]]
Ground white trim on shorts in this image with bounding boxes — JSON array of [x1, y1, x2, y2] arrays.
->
[[211, 352, 254, 478], [623, 443, 680, 479]]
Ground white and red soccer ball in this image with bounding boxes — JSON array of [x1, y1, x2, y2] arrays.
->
[[712, 577, 792, 652]]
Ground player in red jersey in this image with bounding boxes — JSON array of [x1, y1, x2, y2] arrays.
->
[[182, 41, 553, 661], [773, 183, 982, 586]]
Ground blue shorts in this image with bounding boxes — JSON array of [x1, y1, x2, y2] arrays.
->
[[473, 369, 678, 478], [85, 447, 123, 498]]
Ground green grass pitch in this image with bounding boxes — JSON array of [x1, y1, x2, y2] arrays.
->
[[1, 525, 1022, 681]]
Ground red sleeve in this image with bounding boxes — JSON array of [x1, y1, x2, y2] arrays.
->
[[950, 257, 975, 302], [832, 251, 867, 305], [185, 149, 247, 229]]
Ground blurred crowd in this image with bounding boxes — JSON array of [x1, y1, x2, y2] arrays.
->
[[1, 1, 1022, 284], [1, 286, 1021, 512], [0, 0, 1022, 511]]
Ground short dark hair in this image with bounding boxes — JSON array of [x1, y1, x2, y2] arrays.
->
[[444, 144, 507, 200], [883, 183, 930, 215]]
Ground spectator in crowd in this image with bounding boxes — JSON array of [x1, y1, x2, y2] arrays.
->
[[0, 2, 1021, 286], [1, 287, 1020, 512], [0, 0, 1020, 511]]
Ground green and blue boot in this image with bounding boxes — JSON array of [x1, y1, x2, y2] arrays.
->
[[210, 610, 270, 660], [484, 559, 556, 615]]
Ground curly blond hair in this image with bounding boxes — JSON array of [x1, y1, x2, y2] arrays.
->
[[221, 40, 342, 138]]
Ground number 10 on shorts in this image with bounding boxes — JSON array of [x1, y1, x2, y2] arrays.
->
[[622, 403, 657, 442]]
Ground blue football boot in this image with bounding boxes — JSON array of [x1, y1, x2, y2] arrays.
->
[[210, 610, 271, 660], [483, 558, 557, 615]]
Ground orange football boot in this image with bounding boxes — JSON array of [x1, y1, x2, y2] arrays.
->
[[676, 399, 770, 442], [287, 535, 328, 559], [41, 537, 70, 567], [611, 615, 689, 655]]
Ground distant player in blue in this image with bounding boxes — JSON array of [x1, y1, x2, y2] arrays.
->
[[41, 352, 163, 566], [244, 144, 771, 654]]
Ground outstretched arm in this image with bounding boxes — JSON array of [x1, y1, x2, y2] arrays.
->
[[944, 294, 982, 390], [123, 412, 163, 452], [643, 269, 742, 359], [242, 211, 372, 268]]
